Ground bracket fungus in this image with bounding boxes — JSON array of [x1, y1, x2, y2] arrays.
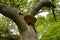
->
[[24, 15, 37, 25]]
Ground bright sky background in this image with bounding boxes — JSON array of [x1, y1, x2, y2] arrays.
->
[[58, 2, 60, 4], [0, 13, 3, 19], [35, 11, 49, 18]]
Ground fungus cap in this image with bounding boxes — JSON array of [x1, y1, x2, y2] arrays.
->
[[24, 15, 37, 25]]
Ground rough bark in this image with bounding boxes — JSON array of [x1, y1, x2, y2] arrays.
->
[[0, 3, 37, 40]]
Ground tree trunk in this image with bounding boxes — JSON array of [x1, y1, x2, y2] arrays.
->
[[0, 3, 38, 40], [19, 25, 38, 40]]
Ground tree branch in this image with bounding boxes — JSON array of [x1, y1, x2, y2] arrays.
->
[[29, 1, 55, 16]]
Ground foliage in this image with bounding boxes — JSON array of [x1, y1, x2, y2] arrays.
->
[[0, 16, 18, 34], [35, 0, 60, 40], [0, 16, 10, 34]]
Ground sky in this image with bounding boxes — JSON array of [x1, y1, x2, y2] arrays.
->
[[0, 13, 3, 19], [35, 11, 49, 18], [58, 2, 60, 4]]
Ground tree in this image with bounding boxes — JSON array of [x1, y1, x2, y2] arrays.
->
[[0, 0, 55, 40]]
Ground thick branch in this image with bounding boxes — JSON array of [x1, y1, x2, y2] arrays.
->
[[29, 1, 55, 16], [0, 3, 28, 33]]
